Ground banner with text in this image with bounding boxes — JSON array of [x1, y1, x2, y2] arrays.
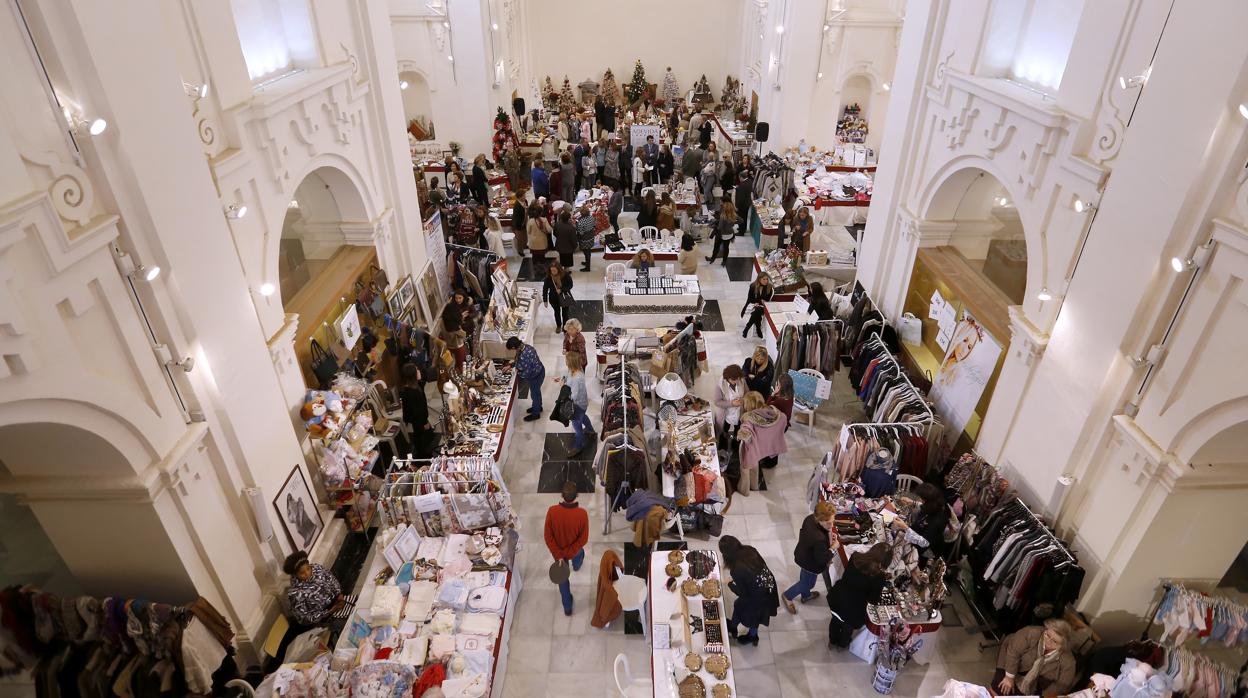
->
[[928, 313, 1001, 462]]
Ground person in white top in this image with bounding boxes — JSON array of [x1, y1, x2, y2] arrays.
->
[[632, 152, 645, 198]]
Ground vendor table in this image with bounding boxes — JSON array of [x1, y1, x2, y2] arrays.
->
[[478, 285, 538, 360], [750, 200, 784, 251], [334, 530, 522, 698], [753, 252, 808, 294], [648, 550, 738, 698], [760, 296, 807, 357], [604, 272, 703, 328], [603, 240, 681, 262]]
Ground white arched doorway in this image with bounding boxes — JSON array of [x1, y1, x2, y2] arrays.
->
[[0, 421, 196, 601], [399, 70, 435, 141], [278, 166, 372, 305]]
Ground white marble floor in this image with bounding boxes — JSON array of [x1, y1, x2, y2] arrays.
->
[[495, 234, 999, 697]]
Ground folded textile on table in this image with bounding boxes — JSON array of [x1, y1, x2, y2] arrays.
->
[[624, 490, 675, 521]]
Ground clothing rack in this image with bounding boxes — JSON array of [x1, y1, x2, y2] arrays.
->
[[604, 350, 631, 535], [856, 334, 934, 424], [447, 242, 501, 259]]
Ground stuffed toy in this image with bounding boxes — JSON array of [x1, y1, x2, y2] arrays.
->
[[301, 390, 345, 437]]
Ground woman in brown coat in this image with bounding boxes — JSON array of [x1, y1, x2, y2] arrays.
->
[[994, 619, 1077, 696]]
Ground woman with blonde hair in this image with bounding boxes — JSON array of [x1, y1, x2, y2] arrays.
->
[[783, 501, 839, 613], [553, 351, 595, 455], [741, 272, 775, 339], [627, 247, 655, 273], [736, 390, 788, 495], [743, 345, 775, 397], [708, 199, 737, 265]]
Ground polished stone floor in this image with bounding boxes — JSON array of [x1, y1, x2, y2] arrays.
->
[[496, 233, 999, 697]]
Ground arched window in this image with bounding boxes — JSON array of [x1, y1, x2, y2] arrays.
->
[[980, 0, 1084, 92], [230, 0, 318, 81]]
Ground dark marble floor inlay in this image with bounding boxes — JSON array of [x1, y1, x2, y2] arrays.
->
[[542, 433, 594, 462], [537, 461, 596, 494], [564, 300, 604, 333], [723, 257, 756, 282]]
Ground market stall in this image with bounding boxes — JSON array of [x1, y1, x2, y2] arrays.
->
[[434, 358, 520, 466], [648, 549, 737, 698], [753, 248, 807, 293], [603, 270, 703, 328], [749, 198, 785, 251], [603, 240, 682, 262], [656, 397, 729, 536], [478, 265, 538, 360]]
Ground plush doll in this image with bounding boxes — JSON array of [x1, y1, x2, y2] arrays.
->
[[301, 390, 345, 437]]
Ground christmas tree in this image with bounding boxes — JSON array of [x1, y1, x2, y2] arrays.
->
[[559, 76, 577, 113], [625, 59, 648, 106], [491, 107, 519, 162], [660, 67, 681, 106], [601, 68, 621, 107]]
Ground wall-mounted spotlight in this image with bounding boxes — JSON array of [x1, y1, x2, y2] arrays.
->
[[1118, 67, 1151, 90], [183, 81, 209, 99], [882, 82, 891, 91], [1073, 198, 1096, 214], [491, 22, 499, 31], [111, 244, 161, 282], [447, 55, 454, 62], [136, 264, 161, 282], [258, 282, 277, 297], [441, 21, 449, 28], [823, 24, 830, 32], [70, 114, 108, 136], [400, 79, 409, 90], [169, 355, 195, 373], [995, 196, 1010, 207], [1239, 103, 1248, 120], [224, 204, 247, 220], [1170, 241, 1214, 273], [817, 72, 824, 80], [775, 25, 784, 34], [1036, 287, 1053, 302]]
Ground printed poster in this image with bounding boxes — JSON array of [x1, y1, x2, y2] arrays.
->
[[336, 303, 361, 350], [423, 210, 450, 300], [630, 124, 661, 148], [929, 313, 1002, 461]]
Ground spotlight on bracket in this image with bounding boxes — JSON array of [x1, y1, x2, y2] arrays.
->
[[258, 282, 277, 297], [136, 265, 161, 282], [224, 204, 247, 220], [883, 82, 891, 91], [400, 79, 409, 90], [70, 114, 108, 136], [1036, 287, 1053, 302], [1239, 103, 1248, 120], [1118, 67, 1150, 90], [183, 81, 209, 99], [1073, 198, 1096, 214]]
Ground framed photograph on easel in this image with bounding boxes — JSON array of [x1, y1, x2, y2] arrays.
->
[[273, 466, 324, 551], [420, 265, 442, 317]]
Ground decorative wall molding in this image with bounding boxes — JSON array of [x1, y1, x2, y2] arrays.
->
[[1007, 305, 1050, 367]]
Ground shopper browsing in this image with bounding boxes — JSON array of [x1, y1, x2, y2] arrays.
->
[[743, 345, 775, 396], [542, 261, 574, 333], [531, 161, 550, 199], [736, 391, 788, 494], [792, 206, 814, 252], [826, 542, 890, 649], [399, 364, 433, 458], [628, 248, 655, 273], [575, 205, 596, 272], [741, 272, 775, 339], [544, 481, 590, 616], [553, 352, 595, 455], [708, 200, 738, 265], [714, 364, 746, 450], [677, 234, 699, 275], [553, 209, 578, 269], [507, 336, 546, 422], [526, 202, 552, 272], [562, 317, 588, 368], [718, 536, 780, 646], [782, 501, 839, 613]]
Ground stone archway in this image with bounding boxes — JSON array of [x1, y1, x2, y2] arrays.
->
[[399, 70, 435, 140]]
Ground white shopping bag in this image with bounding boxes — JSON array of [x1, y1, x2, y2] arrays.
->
[[849, 625, 878, 663]]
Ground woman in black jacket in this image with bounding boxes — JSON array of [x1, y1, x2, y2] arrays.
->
[[908, 483, 950, 562], [718, 536, 780, 646], [656, 145, 675, 185], [734, 155, 755, 237], [806, 282, 836, 321], [742, 346, 775, 398], [552, 209, 578, 268], [637, 190, 659, 229], [741, 273, 775, 339], [827, 542, 890, 648], [542, 261, 574, 332], [782, 501, 837, 613], [399, 364, 433, 457], [471, 155, 490, 205]]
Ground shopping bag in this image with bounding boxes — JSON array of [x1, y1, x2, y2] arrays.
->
[[849, 624, 878, 663], [310, 339, 339, 388], [898, 312, 923, 346]]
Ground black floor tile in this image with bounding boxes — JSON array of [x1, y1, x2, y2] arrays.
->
[[542, 433, 594, 462], [723, 257, 756, 282], [564, 300, 604, 333], [623, 542, 650, 578], [624, 609, 643, 635], [698, 300, 725, 331], [537, 461, 596, 493], [515, 257, 549, 282], [330, 531, 373, 592]]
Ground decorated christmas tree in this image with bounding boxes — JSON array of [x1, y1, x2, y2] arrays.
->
[[491, 107, 519, 162], [601, 68, 621, 107], [660, 67, 681, 106], [559, 76, 577, 113], [542, 76, 557, 110], [625, 59, 648, 106]]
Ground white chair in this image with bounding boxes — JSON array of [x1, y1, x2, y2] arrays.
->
[[659, 228, 673, 244], [615, 575, 649, 641], [618, 227, 639, 245], [895, 474, 923, 494], [606, 263, 627, 283], [639, 225, 659, 243], [792, 368, 825, 433], [613, 653, 653, 697]]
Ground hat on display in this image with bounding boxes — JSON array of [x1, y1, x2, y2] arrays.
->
[[655, 372, 688, 401]]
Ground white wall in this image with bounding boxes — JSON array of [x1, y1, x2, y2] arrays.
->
[[522, 0, 743, 105]]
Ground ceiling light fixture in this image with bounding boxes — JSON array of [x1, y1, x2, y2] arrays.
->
[[447, 55, 454, 62], [823, 24, 830, 31], [258, 282, 276, 297], [400, 79, 409, 90], [1036, 287, 1053, 302], [224, 204, 247, 220], [996, 196, 1010, 207], [1169, 256, 1190, 273]]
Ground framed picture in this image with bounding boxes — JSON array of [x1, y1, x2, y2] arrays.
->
[[274, 466, 324, 551], [397, 275, 417, 312], [420, 265, 442, 316]]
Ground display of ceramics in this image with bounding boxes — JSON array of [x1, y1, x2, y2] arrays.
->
[[712, 684, 732, 698], [684, 652, 703, 672], [678, 674, 706, 698], [668, 550, 686, 564]]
